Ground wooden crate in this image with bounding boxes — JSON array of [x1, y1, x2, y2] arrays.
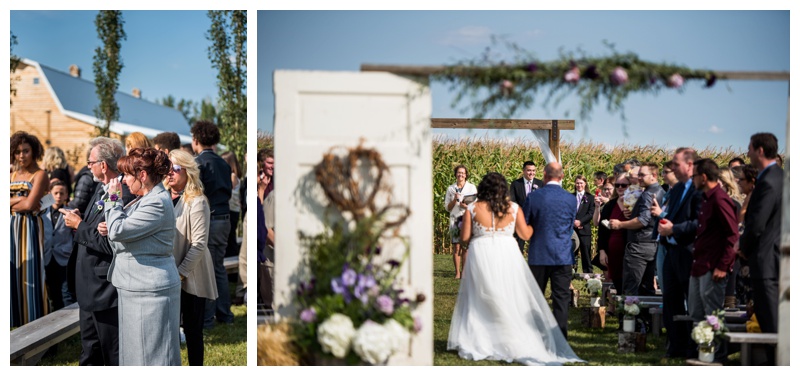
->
[[618, 332, 647, 353], [581, 306, 606, 328]]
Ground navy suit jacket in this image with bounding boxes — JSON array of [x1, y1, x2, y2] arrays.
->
[[740, 164, 783, 279], [661, 180, 702, 250], [524, 183, 577, 266]]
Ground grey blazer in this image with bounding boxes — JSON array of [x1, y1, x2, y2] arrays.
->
[[43, 206, 73, 267], [173, 194, 218, 300], [105, 182, 180, 292]]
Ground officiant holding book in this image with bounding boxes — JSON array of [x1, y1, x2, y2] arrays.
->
[[444, 164, 477, 279]]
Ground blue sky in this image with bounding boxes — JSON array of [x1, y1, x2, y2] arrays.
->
[[11, 10, 219, 111], [258, 10, 789, 152]]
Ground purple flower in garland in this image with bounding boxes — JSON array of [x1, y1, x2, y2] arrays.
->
[[376, 295, 394, 315], [300, 308, 317, 323], [564, 67, 581, 83], [584, 65, 600, 80], [610, 66, 629, 85], [667, 73, 684, 88], [527, 62, 539, 73], [705, 73, 717, 88]]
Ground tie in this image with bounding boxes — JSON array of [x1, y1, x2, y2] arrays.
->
[[525, 181, 531, 196], [576, 193, 582, 210]]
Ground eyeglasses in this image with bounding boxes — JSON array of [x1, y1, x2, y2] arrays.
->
[[615, 183, 629, 188], [87, 160, 102, 167], [171, 165, 183, 173]]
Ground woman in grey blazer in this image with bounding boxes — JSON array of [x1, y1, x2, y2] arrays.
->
[[104, 148, 180, 366], [165, 150, 218, 365]]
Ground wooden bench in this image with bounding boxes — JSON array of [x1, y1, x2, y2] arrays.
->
[[10, 303, 80, 366], [10, 256, 239, 365], [723, 332, 778, 366]]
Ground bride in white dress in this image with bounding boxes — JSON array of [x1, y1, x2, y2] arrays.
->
[[447, 172, 584, 366]]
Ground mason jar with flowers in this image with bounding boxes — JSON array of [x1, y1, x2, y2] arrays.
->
[[617, 296, 641, 332], [583, 274, 603, 307], [691, 310, 728, 363]]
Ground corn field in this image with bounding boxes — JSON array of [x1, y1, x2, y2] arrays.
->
[[257, 132, 745, 255]]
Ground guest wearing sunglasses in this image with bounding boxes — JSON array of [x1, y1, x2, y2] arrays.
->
[[165, 150, 218, 365], [596, 175, 631, 291]]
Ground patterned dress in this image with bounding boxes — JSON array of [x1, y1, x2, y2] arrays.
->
[[10, 171, 48, 327]]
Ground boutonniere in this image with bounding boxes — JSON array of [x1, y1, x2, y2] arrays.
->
[[532, 184, 539, 190], [96, 192, 121, 212], [582, 195, 589, 203]]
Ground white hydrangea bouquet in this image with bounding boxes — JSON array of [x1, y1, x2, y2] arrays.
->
[[616, 295, 642, 319], [583, 274, 603, 297], [622, 184, 643, 211], [691, 310, 728, 351]]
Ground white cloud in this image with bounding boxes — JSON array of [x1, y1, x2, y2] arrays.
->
[[709, 125, 723, 134], [438, 26, 493, 46]]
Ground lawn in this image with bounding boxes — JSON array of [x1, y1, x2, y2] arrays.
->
[[432, 253, 739, 366], [37, 281, 247, 366]]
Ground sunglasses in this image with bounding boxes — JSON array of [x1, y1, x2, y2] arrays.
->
[[171, 165, 183, 173], [615, 183, 629, 188]]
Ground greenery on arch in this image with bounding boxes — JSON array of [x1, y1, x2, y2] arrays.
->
[[432, 39, 719, 122]]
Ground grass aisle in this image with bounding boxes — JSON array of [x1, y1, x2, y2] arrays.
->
[[432, 253, 690, 366], [38, 281, 247, 366]]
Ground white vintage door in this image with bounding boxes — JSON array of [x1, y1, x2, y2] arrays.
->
[[273, 70, 433, 365]]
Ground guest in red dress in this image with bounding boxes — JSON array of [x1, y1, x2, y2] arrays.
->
[[597, 175, 631, 292]]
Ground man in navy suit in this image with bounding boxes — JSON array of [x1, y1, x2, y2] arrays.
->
[[523, 162, 576, 338], [739, 132, 783, 365], [656, 148, 702, 359], [510, 161, 544, 253]]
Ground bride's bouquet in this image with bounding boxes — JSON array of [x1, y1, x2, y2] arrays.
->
[[622, 184, 643, 211]]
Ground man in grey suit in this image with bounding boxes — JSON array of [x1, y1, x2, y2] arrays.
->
[[61, 137, 133, 366], [740, 132, 783, 365], [609, 162, 665, 296]]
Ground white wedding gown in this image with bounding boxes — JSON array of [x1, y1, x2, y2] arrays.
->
[[447, 202, 585, 366]]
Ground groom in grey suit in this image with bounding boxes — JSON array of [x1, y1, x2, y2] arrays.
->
[[523, 162, 577, 338]]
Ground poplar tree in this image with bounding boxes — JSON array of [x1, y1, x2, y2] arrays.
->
[[93, 10, 126, 137]]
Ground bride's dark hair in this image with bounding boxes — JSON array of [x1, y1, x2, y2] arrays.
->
[[476, 172, 511, 218]]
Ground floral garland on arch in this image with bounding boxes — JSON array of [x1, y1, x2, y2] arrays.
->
[[432, 39, 718, 121]]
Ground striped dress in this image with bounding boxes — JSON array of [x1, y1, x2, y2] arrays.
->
[[10, 172, 48, 327]]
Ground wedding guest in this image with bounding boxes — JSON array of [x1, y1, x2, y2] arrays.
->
[[592, 171, 607, 192], [125, 131, 152, 151], [657, 148, 702, 359], [688, 159, 738, 321], [612, 163, 627, 179], [444, 164, 477, 279], [165, 150, 218, 366], [181, 143, 194, 156], [719, 167, 744, 308], [728, 157, 745, 168], [510, 161, 543, 253], [627, 165, 641, 186], [104, 148, 180, 366], [740, 133, 782, 365], [597, 175, 630, 291], [610, 162, 664, 296], [43, 180, 75, 311], [222, 151, 242, 258], [68, 148, 100, 215], [10, 131, 49, 327], [652, 161, 680, 291], [192, 120, 233, 328], [572, 175, 595, 273], [60, 136, 133, 365], [257, 149, 276, 310], [153, 132, 181, 153], [42, 146, 72, 198], [732, 165, 757, 306], [592, 176, 615, 227]]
